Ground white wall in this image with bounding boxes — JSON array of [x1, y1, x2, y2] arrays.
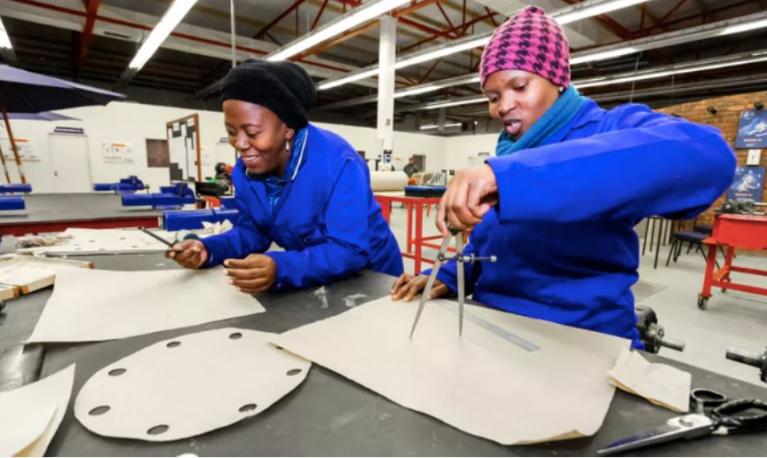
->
[[441, 133, 498, 171], [0, 101, 498, 193]]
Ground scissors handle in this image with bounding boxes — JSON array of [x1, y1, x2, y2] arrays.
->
[[690, 388, 728, 414], [713, 398, 767, 433]]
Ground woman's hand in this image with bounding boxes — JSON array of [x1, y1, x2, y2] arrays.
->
[[166, 240, 208, 269], [224, 254, 276, 294], [437, 164, 499, 235], [391, 273, 450, 302]]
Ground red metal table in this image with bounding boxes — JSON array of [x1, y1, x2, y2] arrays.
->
[[698, 214, 767, 309], [374, 192, 449, 274]]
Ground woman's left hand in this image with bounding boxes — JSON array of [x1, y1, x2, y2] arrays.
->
[[224, 254, 276, 294]]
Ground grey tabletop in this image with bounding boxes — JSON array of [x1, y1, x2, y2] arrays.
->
[[1, 253, 766, 456], [0, 193, 160, 225]]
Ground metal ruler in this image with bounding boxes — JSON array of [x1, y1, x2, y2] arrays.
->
[[440, 302, 540, 352]]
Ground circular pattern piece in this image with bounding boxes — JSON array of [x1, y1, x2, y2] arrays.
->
[[74, 328, 310, 441]]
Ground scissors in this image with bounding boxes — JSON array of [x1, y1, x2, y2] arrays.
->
[[409, 227, 496, 338], [597, 388, 767, 455]]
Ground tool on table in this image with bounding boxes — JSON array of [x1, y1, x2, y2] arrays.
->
[[635, 306, 685, 353], [597, 388, 767, 455], [140, 228, 176, 248], [726, 346, 767, 384], [409, 227, 496, 339]]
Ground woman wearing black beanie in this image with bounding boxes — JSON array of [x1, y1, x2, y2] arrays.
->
[[168, 59, 403, 293]]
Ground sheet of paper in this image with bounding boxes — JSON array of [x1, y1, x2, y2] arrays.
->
[[23, 228, 173, 255], [0, 365, 75, 457], [272, 297, 630, 445], [75, 328, 310, 441], [27, 267, 265, 343], [607, 348, 691, 413]]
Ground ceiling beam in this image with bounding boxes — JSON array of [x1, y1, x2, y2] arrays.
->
[[254, 0, 305, 39], [77, 0, 99, 72]]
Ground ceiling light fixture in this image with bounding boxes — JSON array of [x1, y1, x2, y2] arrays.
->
[[554, 0, 652, 25], [128, 0, 198, 71], [267, 0, 410, 62], [575, 51, 767, 89], [420, 122, 462, 130], [0, 16, 12, 49], [318, 68, 379, 90]]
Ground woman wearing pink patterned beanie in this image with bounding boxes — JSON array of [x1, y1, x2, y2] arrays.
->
[[392, 6, 736, 347]]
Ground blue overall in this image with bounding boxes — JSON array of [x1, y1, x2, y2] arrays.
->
[[202, 123, 403, 290], [433, 100, 736, 347]]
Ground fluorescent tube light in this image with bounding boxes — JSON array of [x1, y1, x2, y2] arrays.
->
[[128, 0, 198, 70], [395, 74, 480, 98], [420, 122, 462, 130], [0, 17, 12, 49], [318, 68, 378, 90], [268, 0, 410, 62], [717, 18, 767, 36], [394, 36, 490, 69], [570, 47, 639, 65], [576, 54, 767, 89], [423, 97, 486, 110], [554, 0, 652, 25]]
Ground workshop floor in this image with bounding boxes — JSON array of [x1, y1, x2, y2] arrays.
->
[[387, 205, 767, 386]]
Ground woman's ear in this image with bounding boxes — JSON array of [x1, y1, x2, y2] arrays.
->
[[284, 125, 295, 141]]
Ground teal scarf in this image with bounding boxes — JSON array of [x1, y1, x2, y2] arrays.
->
[[495, 85, 586, 156]]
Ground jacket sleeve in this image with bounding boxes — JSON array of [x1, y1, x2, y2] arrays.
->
[[486, 105, 736, 223], [201, 192, 272, 267], [265, 158, 372, 290]]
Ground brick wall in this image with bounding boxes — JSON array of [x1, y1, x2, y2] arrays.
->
[[657, 90, 767, 226]]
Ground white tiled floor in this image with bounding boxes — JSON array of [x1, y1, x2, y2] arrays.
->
[[386, 205, 767, 385]]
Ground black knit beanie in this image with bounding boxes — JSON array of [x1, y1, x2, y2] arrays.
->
[[220, 59, 316, 129]]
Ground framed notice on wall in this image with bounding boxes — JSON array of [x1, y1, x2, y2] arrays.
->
[[1, 137, 40, 162], [727, 166, 765, 202], [735, 110, 767, 148], [101, 142, 133, 164]]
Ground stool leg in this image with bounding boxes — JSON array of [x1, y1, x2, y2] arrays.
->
[[666, 239, 677, 266], [653, 221, 662, 269], [642, 218, 650, 255]]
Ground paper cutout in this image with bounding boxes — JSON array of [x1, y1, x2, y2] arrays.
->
[[272, 297, 630, 445], [27, 267, 265, 343], [75, 328, 310, 441], [607, 348, 691, 413], [23, 228, 173, 255], [0, 365, 75, 457]]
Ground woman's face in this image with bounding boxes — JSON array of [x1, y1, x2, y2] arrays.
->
[[483, 70, 560, 140], [223, 100, 294, 175]]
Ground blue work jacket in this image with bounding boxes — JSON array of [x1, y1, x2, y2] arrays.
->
[[433, 100, 736, 347], [202, 123, 403, 290]]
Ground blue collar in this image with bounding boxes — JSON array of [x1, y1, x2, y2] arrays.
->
[[495, 86, 587, 156], [253, 126, 309, 211]]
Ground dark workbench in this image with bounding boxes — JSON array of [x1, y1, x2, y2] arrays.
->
[[1, 253, 766, 456], [0, 193, 161, 236]]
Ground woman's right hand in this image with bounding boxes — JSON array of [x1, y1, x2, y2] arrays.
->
[[391, 273, 450, 302], [165, 240, 208, 269]]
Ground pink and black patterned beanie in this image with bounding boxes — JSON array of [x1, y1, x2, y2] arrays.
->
[[479, 6, 570, 89]]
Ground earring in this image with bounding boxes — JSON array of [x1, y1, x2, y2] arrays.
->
[[285, 141, 290, 152]]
